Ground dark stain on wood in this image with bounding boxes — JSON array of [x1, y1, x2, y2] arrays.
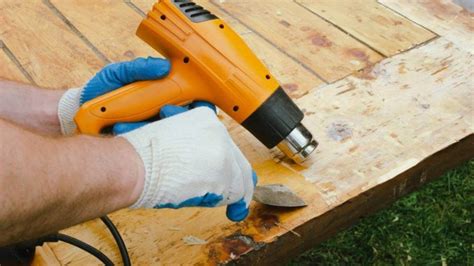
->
[[279, 20, 291, 27], [246, 210, 280, 232], [347, 48, 378, 80], [420, 103, 431, 109], [206, 232, 265, 264], [393, 20, 403, 26], [300, 26, 311, 32], [328, 122, 353, 142], [354, 64, 376, 80], [347, 48, 370, 62], [282, 83, 299, 93], [124, 50, 134, 58], [336, 81, 357, 95], [222, 234, 263, 257], [309, 33, 332, 47], [349, 145, 359, 153], [431, 65, 449, 75]]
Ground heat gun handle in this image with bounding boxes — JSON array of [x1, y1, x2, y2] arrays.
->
[[74, 77, 186, 134]]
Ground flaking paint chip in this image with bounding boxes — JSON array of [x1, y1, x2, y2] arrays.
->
[[183, 235, 207, 245]]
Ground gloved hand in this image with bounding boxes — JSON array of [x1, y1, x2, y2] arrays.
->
[[57, 57, 170, 135], [120, 106, 257, 221], [58, 57, 257, 221]]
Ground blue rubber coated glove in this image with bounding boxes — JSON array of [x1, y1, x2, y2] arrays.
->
[[57, 57, 170, 135], [79, 57, 171, 105], [112, 101, 216, 134]]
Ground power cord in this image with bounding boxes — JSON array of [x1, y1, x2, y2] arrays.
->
[[45, 233, 114, 265], [0, 215, 130, 265], [100, 215, 131, 266]]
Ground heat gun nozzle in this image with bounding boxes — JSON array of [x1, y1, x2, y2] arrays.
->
[[277, 123, 318, 163]]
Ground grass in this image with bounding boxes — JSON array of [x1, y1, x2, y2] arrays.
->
[[289, 160, 473, 265]]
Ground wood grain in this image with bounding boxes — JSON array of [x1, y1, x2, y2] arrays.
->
[[380, 0, 474, 54], [296, 0, 436, 56], [0, 0, 104, 88], [50, 0, 159, 62], [0, 44, 28, 82], [45, 37, 474, 265], [132, 0, 325, 98], [210, 0, 384, 82], [31, 244, 61, 266]]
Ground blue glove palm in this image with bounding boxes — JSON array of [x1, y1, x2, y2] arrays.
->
[[80, 57, 170, 105]]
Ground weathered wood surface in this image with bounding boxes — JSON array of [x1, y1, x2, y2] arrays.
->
[[380, 0, 474, 54], [0, 0, 104, 88], [0, 42, 28, 82], [46, 36, 474, 265], [210, 0, 384, 82], [0, 0, 470, 265], [295, 0, 436, 56], [50, 0, 157, 62]]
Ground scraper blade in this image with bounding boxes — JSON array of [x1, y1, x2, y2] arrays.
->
[[253, 184, 307, 207]]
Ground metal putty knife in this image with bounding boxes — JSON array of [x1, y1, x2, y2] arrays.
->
[[253, 184, 307, 207]]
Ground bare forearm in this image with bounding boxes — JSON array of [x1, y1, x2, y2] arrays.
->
[[0, 119, 144, 246], [0, 80, 64, 135]]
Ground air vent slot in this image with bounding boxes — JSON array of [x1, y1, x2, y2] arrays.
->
[[185, 6, 203, 12], [173, 0, 218, 23], [179, 2, 195, 8]]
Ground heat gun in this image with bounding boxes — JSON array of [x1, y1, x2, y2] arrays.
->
[[74, 0, 317, 162]]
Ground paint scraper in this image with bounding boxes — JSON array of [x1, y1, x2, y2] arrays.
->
[[253, 184, 307, 207]]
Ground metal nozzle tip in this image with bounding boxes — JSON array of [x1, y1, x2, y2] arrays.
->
[[277, 123, 318, 163], [294, 139, 318, 162]]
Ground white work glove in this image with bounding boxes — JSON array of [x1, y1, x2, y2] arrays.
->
[[120, 107, 257, 221]]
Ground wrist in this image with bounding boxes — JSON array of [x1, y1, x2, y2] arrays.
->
[[111, 137, 146, 207], [56, 135, 145, 212], [57, 88, 81, 135]]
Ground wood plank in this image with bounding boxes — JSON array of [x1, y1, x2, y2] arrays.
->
[[46, 37, 474, 265], [296, 0, 436, 56], [132, 0, 325, 98], [31, 244, 61, 266], [0, 43, 28, 82], [0, 0, 104, 88], [379, 0, 474, 54], [50, 0, 158, 62], [210, 0, 384, 82]]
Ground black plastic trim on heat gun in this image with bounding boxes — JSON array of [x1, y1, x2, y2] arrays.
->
[[173, 0, 218, 23], [242, 87, 304, 148]]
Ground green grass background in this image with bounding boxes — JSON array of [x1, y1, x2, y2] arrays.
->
[[289, 160, 473, 265]]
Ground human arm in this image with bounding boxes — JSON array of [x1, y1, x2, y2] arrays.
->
[[0, 57, 171, 136], [0, 119, 144, 246], [0, 106, 254, 246], [0, 80, 64, 135]]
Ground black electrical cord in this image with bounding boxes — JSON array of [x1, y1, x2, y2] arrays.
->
[[1, 216, 129, 265], [101, 215, 131, 266], [45, 233, 114, 266]]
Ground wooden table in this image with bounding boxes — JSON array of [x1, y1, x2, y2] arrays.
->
[[1, 0, 472, 265]]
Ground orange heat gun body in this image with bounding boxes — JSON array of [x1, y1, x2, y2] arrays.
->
[[74, 0, 317, 162]]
